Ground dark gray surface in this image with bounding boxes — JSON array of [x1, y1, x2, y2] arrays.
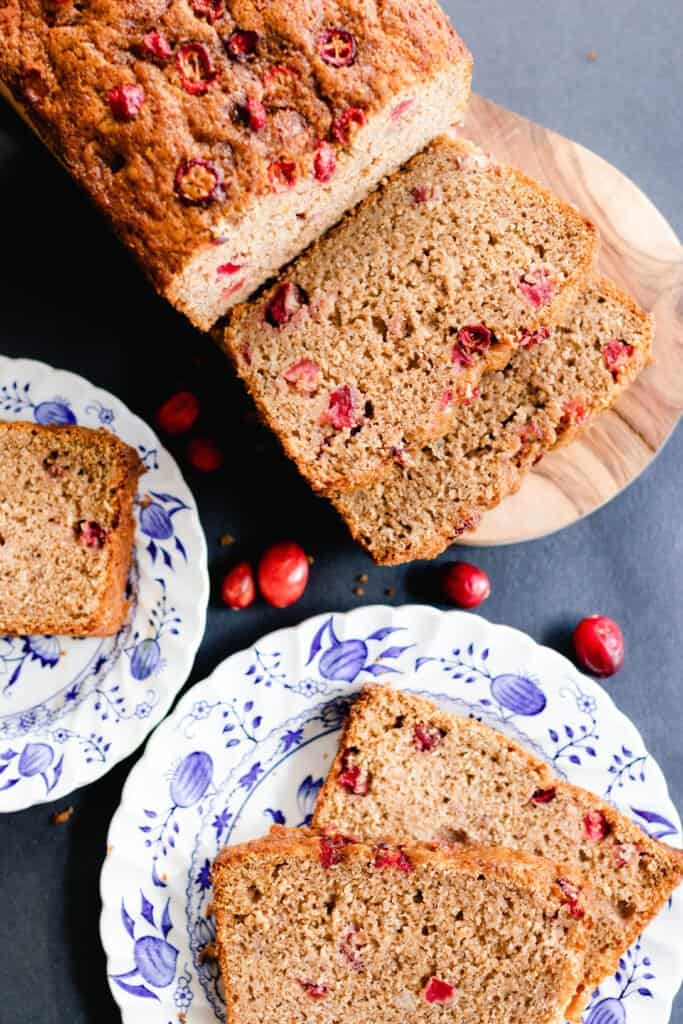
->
[[0, 2, 681, 1021]]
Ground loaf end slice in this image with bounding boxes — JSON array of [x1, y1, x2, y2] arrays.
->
[[212, 825, 591, 1024], [333, 275, 653, 563], [313, 686, 683, 1020], [0, 422, 144, 636], [220, 136, 598, 494]]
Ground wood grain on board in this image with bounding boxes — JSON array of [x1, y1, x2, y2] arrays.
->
[[458, 94, 683, 546]]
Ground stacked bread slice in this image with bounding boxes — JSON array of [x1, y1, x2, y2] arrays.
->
[[219, 136, 651, 560]]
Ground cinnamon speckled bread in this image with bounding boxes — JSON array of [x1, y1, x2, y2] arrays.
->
[[0, 1, 471, 329], [220, 137, 598, 494], [313, 686, 683, 1020], [0, 421, 143, 636], [332, 275, 653, 563], [212, 825, 591, 1024]]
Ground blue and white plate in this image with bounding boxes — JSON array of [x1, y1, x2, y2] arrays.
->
[[0, 356, 208, 812], [100, 605, 682, 1024]]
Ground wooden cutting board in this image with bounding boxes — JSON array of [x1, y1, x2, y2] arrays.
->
[[457, 94, 683, 546]]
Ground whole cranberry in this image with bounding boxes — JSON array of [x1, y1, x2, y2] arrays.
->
[[156, 391, 200, 436], [187, 436, 224, 472], [443, 561, 491, 609], [573, 615, 624, 676], [221, 562, 256, 610], [258, 542, 309, 607]]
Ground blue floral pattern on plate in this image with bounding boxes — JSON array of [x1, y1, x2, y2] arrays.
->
[[100, 606, 683, 1024], [0, 356, 208, 811]]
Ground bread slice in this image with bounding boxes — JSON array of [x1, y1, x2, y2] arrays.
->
[[313, 686, 683, 1020], [0, 1, 472, 330], [332, 275, 653, 563], [219, 137, 598, 494], [0, 422, 144, 636], [212, 825, 591, 1024]]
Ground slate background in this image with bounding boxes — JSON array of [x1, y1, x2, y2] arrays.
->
[[0, 2, 681, 1021]]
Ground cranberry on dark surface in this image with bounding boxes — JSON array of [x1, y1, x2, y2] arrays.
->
[[320, 385, 362, 430], [413, 722, 443, 752], [156, 391, 200, 436], [258, 542, 309, 608], [107, 84, 145, 121], [573, 615, 625, 676], [243, 96, 267, 132], [225, 29, 259, 61], [374, 846, 414, 872], [318, 28, 357, 67], [221, 562, 256, 610], [268, 158, 297, 192], [530, 787, 557, 804], [186, 436, 224, 472], [331, 106, 366, 145], [423, 977, 455, 1004], [142, 30, 174, 63], [443, 561, 491, 609], [584, 810, 610, 841], [313, 142, 337, 183], [174, 158, 223, 205], [176, 43, 217, 96], [603, 339, 635, 380], [189, 0, 224, 24], [78, 520, 107, 549], [265, 282, 307, 327]]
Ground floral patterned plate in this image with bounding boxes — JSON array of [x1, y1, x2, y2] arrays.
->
[[0, 356, 208, 812], [100, 605, 682, 1024]]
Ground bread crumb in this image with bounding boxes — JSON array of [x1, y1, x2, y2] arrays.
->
[[587, 50, 599, 62], [139, 494, 152, 509], [199, 942, 218, 963], [220, 533, 236, 546], [353, 586, 365, 597], [358, 573, 369, 584], [50, 806, 74, 825]]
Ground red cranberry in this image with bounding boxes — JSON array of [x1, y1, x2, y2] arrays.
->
[[374, 846, 414, 872], [603, 339, 634, 380], [217, 262, 243, 276], [412, 185, 433, 204], [331, 106, 366, 145], [78, 520, 107, 549], [142, 31, 174, 63], [156, 392, 200, 436], [583, 810, 610, 841], [265, 282, 307, 327], [174, 158, 223, 205], [452, 324, 492, 367], [283, 358, 321, 394], [187, 436, 224, 472], [319, 385, 362, 430], [176, 43, 216, 96], [557, 878, 584, 919], [519, 267, 555, 308], [562, 398, 589, 426], [519, 420, 544, 447], [520, 325, 552, 349], [339, 926, 364, 971], [258, 541, 309, 608], [320, 833, 351, 869], [268, 158, 297, 192], [391, 97, 416, 121], [337, 749, 371, 795], [221, 562, 256, 610], [318, 28, 357, 67], [413, 723, 443, 752], [573, 615, 624, 676], [226, 29, 258, 61], [423, 978, 455, 1004], [298, 980, 328, 999], [530, 787, 557, 804], [613, 843, 638, 869], [313, 142, 337, 183], [190, 0, 224, 23], [243, 96, 267, 132], [107, 84, 145, 121], [443, 561, 491, 609]]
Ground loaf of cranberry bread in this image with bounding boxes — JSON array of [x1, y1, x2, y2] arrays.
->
[[220, 137, 598, 494], [0, 422, 144, 636], [332, 275, 652, 562], [0, 1, 472, 330], [212, 825, 591, 1024], [313, 686, 683, 1020]]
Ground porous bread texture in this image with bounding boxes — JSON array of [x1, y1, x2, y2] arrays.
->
[[220, 137, 598, 494], [212, 825, 591, 1024], [313, 686, 683, 1020], [333, 275, 653, 563], [0, 421, 144, 636], [0, 1, 471, 330]]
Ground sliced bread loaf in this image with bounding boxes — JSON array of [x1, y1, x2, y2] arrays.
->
[[0, 422, 144, 636], [313, 686, 683, 1020], [212, 825, 590, 1024], [332, 276, 653, 563], [220, 137, 598, 494]]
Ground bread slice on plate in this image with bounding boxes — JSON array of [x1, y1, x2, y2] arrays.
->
[[212, 825, 591, 1024], [332, 275, 653, 563], [313, 686, 683, 1020], [0, 422, 144, 636], [220, 136, 598, 494]]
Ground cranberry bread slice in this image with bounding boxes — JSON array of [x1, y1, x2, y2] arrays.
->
[[332, 275, 653, 562], [220, 137, 598, 494], [313, 686, 683, 1020], [0, 1, 472, 331], [212, 825, 591, 1024], [0, 422, 144, 636]]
